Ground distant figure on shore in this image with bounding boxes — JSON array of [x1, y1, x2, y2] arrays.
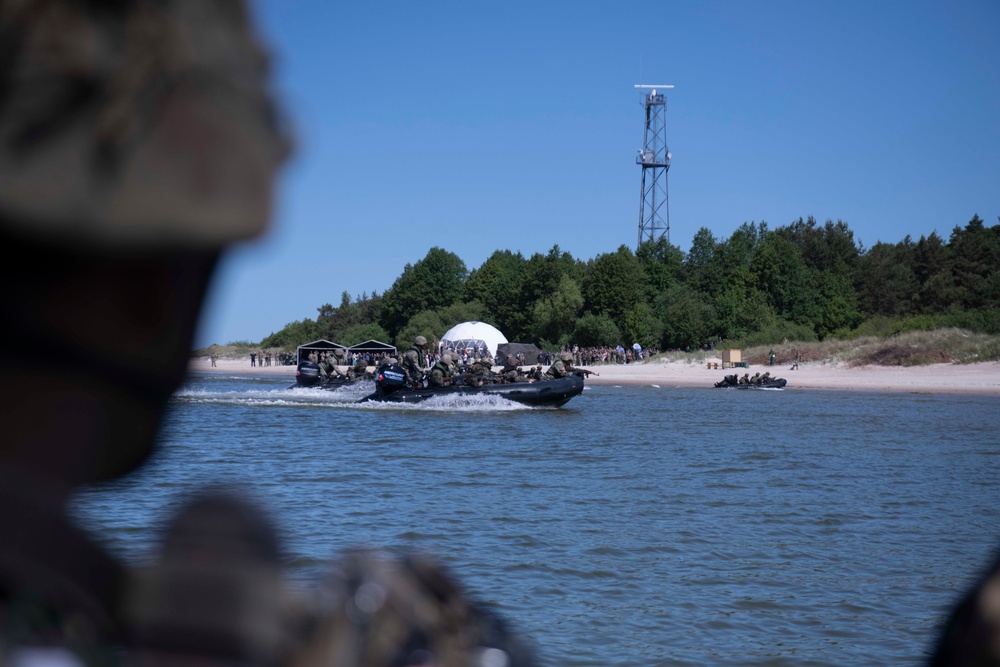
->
[[769, 349, 776, 366]]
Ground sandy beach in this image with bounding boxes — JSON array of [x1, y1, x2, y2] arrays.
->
[[188, 356, 1000, 396]]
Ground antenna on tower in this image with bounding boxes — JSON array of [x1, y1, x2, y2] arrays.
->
[[635, 84, 674, 248]]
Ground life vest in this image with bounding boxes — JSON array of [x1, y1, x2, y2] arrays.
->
[[428, 361, 453, 386], [408, 346, 426, 367]]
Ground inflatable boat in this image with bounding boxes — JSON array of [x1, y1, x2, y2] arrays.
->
[[714, 374, 787, 389], [358, 363, 585, 407]]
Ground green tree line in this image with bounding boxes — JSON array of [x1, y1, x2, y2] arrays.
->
[[260, 214, 1000, 352]]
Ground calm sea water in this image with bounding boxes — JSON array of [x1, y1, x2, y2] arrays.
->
[[72, 372, 1000, 666]]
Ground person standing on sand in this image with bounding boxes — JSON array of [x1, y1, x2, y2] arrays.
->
[[769, 349, 776, 366]]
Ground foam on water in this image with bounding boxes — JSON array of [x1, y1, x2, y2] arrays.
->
[[174, 382, 547, 412], [174, 384, 370, 408], [354, 391, 539, 412]]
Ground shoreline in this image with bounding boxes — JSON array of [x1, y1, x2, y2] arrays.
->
[[187, 357, 1000, 396]]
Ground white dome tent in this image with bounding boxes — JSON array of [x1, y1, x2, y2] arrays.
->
[[439, 321, 508, 357]]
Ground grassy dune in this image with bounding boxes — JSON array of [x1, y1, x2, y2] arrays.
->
[[739, 328, 1000, 367]]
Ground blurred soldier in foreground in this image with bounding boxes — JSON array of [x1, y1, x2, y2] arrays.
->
[[929, 546, 1000, 666], [0, 1, 536, 665]]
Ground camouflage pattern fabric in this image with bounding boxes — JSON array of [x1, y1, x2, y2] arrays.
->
[[0, 0, 291, 250], [289, 549, 538, 667]]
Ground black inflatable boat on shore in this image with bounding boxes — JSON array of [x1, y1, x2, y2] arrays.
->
[[714, 374, 787, 389], [358, 363, 585, 407]]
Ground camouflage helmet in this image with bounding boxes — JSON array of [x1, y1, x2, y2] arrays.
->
[[333, 347, 345, 357], [415, 335, 427, 346], [0, 0, 291, 251], [560, 352, 573, 362], [441, 352, 452, 364]]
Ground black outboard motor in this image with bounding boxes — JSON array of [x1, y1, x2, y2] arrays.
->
[[295, 361, 322, 387], [374, 363, 409, 398]]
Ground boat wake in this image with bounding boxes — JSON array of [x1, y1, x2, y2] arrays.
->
[[173, 384, 370, 408], [173, 384, 550, 411], [353, 391, 545, 412]]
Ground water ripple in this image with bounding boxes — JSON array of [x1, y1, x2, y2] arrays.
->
[[69, 375, 1000, 666]]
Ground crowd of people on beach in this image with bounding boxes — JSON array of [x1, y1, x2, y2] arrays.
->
[[247, 350, 301, 367], [249, 350, 279, 367], [290, 339, 662, 381], [566, 344, 661, 366]]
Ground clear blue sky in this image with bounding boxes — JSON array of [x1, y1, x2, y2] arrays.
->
[[195, 0, 1000, 347]]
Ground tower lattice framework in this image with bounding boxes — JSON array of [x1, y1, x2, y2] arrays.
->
[[635, 85, 673, 248]]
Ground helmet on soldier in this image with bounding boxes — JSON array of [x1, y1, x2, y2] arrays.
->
[[560, 352, 573, 362], [415, 335, 427, 346]]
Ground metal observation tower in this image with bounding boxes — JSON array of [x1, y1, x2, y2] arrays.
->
[[635, 84, 674, 248]]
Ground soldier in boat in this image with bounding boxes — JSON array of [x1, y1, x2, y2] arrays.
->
[[347, 355, 370, 380], [428, 352, 455, 387], [320, 349, 347, 380], [402, 335, 428, 387], [544, 352, 575, 380], [500, 353, 526, 383], [466, 353, 495, 386]]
